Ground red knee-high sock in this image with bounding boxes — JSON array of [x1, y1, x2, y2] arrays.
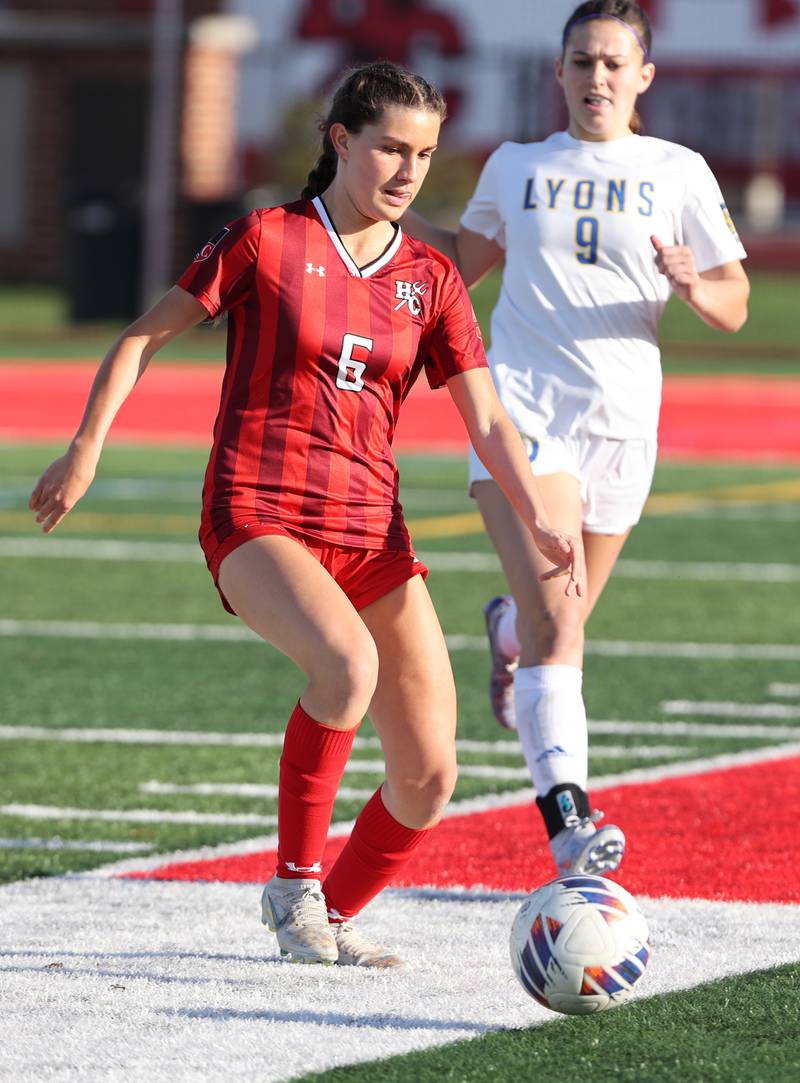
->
[[276, 702, 358, 880], [322, 788, 431, 920]]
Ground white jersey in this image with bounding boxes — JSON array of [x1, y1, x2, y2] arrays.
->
[[461, 131, 747, 439]]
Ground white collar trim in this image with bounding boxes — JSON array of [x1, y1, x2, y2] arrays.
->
[[312, 196, 403, 278]]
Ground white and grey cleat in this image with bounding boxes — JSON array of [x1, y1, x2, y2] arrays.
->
[[261, 875, 338, 965], [331, 922, 405, 968], [483, 595, 518, 731], [550, 812, 626, 876]]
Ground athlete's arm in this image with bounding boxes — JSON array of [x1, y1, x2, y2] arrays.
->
[[651, 236, 749, 333], [446, 366, 584, 596], [29, 286, 208, 533], [402, 211, 503, 288]]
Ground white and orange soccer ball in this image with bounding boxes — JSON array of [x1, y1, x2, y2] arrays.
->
[[509, 874, 651, 1015]]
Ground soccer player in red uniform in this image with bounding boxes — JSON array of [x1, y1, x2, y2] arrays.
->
[[30, 62, 584, 968]]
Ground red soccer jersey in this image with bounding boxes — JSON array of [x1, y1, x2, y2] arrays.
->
[[177, 197, 488, 556]]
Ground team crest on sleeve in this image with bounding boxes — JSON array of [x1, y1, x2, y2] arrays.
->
[[720, 203, 740, 241], [393, 279, 429, 317], [193, 227, 230, 261]]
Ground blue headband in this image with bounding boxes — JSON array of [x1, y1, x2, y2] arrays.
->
[[564, 13, 650, 62]]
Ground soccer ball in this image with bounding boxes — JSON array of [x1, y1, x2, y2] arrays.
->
[[509, 874, 651, 1015]]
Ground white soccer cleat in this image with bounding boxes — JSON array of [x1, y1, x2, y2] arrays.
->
[[550, 811, 626, 876], [261, 875, 338, 965], [331, 921, 405, 968], [484, 595, 518, 731]]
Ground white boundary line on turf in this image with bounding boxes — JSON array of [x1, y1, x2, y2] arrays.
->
[[3, 720, 799, 750], [86, 741, 800, 878], [0, 805, 280, 828], [3, 618, 800, 660], [2, 719, 799, 749], [0, 538, 205, 562], [3, 537, 800, 582], [769, 683, 800, 697], [662, 699, 800, 719], [0, 837, 154, 853], [139, 781, 376, 800]]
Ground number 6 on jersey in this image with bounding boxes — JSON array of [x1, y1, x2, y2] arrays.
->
[[336, 333, 373, 392]]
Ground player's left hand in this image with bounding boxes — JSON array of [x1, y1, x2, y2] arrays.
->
[[651, 235, 701, 302], [531, 526, 585, 598]]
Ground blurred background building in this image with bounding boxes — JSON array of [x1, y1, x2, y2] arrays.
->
[[1, 0, 798, 318]]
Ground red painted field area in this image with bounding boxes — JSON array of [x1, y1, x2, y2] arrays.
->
[[127, 755, 800, 906], [1, 362, 799, 460]]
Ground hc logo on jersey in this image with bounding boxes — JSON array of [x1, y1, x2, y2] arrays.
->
[[394, 279, 428, 316]]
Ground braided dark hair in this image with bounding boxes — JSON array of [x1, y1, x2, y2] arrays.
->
[[561, 1, 653, 133], [301, 61, 447, 200]]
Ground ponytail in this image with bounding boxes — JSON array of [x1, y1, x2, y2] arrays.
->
[[300, 60, 447, 200], [302, 132, 338, 200]]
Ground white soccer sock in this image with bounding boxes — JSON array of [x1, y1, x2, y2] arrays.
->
[[514, 664, 588, 796], [496, 596, 521, 658]]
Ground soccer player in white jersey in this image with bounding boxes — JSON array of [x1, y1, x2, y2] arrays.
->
[[404, 0, 749, 878]]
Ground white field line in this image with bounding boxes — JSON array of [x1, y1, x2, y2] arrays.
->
[[3, 881, 799, 1083], [89, 741, 800, 878], [0, 837, 153, 853], [2, 719, 799, 752], [588, 719, 800, 739], [0, 537, 204, 562], [344, 748, 691, 780], [0, 619, 260, 643], [140, 781, 375, 801], [138, 748, 694, 801], [347, 758, 576, 782], [661, 700, 800, 719], [583, 640, 800, 661], [4, 537, 800, 582], [0, 478, 198, 502], [3, 618, 800, 661], [610, 559, 800, 583], [0, 805, 279, 828], [0, 724, 365, 750], [767, 682, 800, 697]]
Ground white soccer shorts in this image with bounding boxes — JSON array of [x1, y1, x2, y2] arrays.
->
[[468, 430, 657, 535]]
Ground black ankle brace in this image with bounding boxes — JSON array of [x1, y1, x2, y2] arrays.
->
[[536, 783, 591, 840]]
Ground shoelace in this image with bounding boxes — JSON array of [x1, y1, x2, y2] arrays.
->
[[280, 885, 328, 927], [333, 923, 386, 956], [562, 808, 604, 832]]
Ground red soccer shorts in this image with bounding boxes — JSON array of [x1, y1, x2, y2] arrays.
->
[[203, 523, 428, 615]]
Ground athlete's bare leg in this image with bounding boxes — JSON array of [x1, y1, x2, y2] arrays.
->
[[473, 477, 630, 875], [473, 476, 630, 663], [319, 574, 457, 934], [359, 574, 457, 830], [219, 535, 384, 963], [218, 534, 378, 729], [474, 475, 586, 665]]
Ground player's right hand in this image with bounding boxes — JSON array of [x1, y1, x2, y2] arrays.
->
[[531, 525, 585, 598], [29, 448, 97, 533]]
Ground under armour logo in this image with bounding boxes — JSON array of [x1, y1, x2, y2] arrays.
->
[[306, 263, 325, 276], [394, 279, 428, 316], [285, 861, 322, 873]]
